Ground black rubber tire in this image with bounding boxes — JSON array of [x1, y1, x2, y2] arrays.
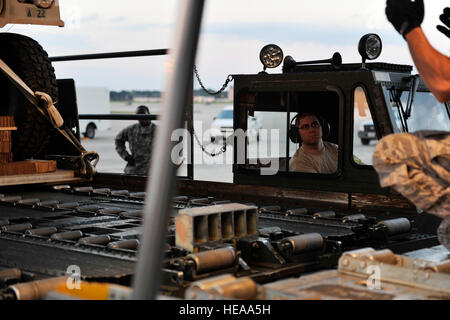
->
[[0, 33, 58, 160], [84, 123, 96, 139], [361, 138, 370, 145]]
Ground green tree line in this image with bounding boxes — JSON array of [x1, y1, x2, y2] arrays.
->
[[110, 89, 229, 101]]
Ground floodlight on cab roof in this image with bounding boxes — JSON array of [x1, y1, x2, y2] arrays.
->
[[259, 44, 284, 72], [358, 33, 382, 65]]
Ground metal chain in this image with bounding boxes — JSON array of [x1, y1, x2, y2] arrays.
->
[[193, 65, 233, 96], [192, 128, 227, 157], [191, 65, 232, 156]]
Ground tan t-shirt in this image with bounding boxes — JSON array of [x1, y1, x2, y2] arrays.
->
[[289, 141, 338, 173]]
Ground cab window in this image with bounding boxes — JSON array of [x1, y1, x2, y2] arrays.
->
[[246, 110, 288, 172], [382, 87, 450, 133], [241, 90, 341, 175], [353, 86, 377, 165]]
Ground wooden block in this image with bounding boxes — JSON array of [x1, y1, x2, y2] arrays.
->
[[0, 153, 12, 163], [0, 131, 12, 140], [0, 116, 14, 154], [0, 169, 82, 186], [0, 131, 11, 143], [0, 160, 57, 176], [0, 137, 11, 153], [0, 142, 11, 153], [0, 116, 15, 128]]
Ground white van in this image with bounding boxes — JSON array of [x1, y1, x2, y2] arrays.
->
[[76, 87, 111, 139]]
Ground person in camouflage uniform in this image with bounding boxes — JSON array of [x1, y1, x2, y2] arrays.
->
[[115, 105, 156, 176], [372, 131, 450, 250]]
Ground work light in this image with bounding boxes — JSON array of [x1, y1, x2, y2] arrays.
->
[[259, 44, 284, 71], [358, 33, 382, 64]]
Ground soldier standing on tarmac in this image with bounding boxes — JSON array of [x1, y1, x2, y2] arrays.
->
[[115, 105, 156, 176], [385, 0, 450, 102]]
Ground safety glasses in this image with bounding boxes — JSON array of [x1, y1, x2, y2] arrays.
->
[[298, 120, 321, 130]]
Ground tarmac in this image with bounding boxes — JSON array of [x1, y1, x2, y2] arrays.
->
[[81, 102, 375, 183]]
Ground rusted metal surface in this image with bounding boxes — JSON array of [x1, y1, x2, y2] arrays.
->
[[177, 179, 349, 209], [338, 247, 450, 294], [264, 273, 398, 300], [351, 193, 416, 213], [377, 218, 411, 236], [94, 174, 417, 216], [260, 246, 450, 299], [281, 233, 324, 256], [186, 247, 237, 275], [186, 274, 260, 300], [186, 248, 450, 300], [175, 203, 258, 251], [0, 184, 441, 298], [0, 233, 136, 279]]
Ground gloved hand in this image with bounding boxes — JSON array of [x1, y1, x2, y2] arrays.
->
[[386, 0, 424, 38], [125, 155, 135, 166], [437, 7, 450, 38]]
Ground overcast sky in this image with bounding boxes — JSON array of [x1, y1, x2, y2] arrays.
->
[[1, 0, 449, 91]]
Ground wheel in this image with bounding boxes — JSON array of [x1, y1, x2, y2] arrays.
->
[[0, 33, 58, 160], [84, 123, 96, 139], [361, 138, 370, 145]]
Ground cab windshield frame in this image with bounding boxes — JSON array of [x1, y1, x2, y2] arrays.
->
[[235, 87, 344, 179], [381, 86, 450, 133]]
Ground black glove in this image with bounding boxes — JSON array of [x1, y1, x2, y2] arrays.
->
[[125, 155, 135, 166], [437, 7, 450, 38], [386, 0, 424, 38]]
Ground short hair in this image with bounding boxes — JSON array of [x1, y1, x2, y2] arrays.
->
[[136, 105, 150, 114], [295, 112, 319, 127]]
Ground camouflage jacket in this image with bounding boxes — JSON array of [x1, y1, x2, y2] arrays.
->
[[115, 122, 156, 175], [372, 130, 450, 218]]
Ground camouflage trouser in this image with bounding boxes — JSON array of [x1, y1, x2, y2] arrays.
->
[[124, 162, 149, 176]]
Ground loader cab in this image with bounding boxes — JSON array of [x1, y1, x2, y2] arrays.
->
[[231, 38, 450, 195]]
